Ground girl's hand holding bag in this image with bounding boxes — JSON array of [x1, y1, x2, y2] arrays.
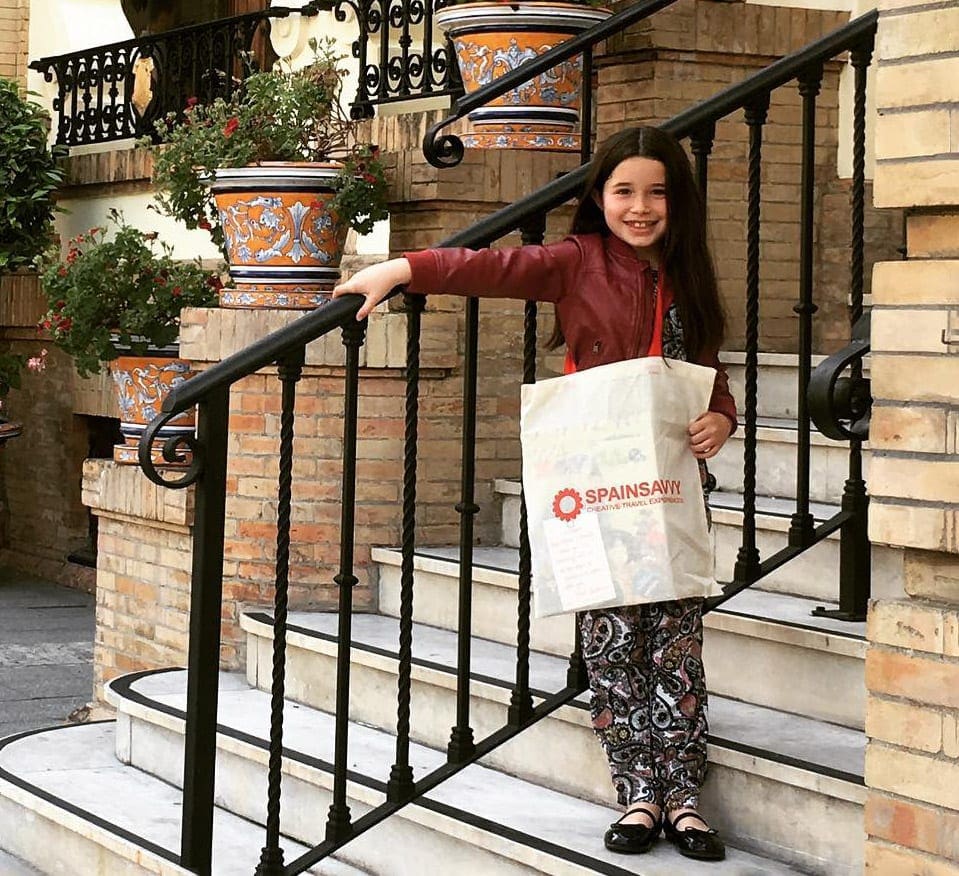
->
[[520, 357, 723, 618]]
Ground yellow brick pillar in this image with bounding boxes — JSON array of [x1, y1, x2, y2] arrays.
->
[[865, 2, 959, 873], [0, 0, 29, 84]]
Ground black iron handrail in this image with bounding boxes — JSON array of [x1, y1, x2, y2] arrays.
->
[[139, 10, 879, 874], [29, 4, 325, 147]]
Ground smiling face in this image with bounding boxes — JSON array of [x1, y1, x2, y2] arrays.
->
[[595, 156, 668, 263]]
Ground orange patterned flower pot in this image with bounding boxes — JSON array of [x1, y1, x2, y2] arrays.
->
[[209, 163, 349, 310], [435, 2, 610, 151], [109, 353, 196, 466]]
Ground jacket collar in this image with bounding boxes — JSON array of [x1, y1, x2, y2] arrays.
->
[[603, 232, 655, 271]]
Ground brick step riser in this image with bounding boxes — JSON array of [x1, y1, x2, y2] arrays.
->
[[240, 632, 864, 876], [376, 564, 866, 729]]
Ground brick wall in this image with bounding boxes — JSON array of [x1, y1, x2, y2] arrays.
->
[[597, 0, 903, 354], [865, 0, 959, 872], [0, 271, 114, 590], [0, 0, 28, 84], [82, 459, 193, 695]]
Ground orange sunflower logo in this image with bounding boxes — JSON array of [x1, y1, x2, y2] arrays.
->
[[552, 487, 583, 522]]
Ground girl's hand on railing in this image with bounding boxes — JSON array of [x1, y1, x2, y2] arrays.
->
[[332, 258, 413, 320], [688, 412, 734, 460]]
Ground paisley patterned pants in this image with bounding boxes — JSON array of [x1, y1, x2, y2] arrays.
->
[[579, 598, 707, 810]]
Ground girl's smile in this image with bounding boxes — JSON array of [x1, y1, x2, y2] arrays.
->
[[596, 156, 668, 262]]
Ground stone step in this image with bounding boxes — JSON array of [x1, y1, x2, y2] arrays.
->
[[495, 414, 861, 508], [496, 480, 903, 604], [112, 667, 843, 876], [373, 546, 867, 729], [0, 722, 363, 875], [241, 614, 864, 875], [708, 491, 904, 602], [722, 352, 870, 421], [710, 417, 867, 504]]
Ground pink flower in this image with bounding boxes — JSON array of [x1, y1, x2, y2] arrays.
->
[[27, 350, 48, 373], [186, 96, 198, 109]]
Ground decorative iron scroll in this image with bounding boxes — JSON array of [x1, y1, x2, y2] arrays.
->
[[808, 314, 872, 442], [348, 0, 461, 119], [138, 406, 203, 488]]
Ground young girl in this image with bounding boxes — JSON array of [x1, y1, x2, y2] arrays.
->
[[333, 127, 735, 862]]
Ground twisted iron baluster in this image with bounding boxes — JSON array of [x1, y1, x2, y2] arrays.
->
[[580, 47, 594, 165], [814, 39, 873, 622], [397, 0, 415, 97], [789, 65, 823, 549], [690, 121, 715, 199], [387, 293, 425, 802], [179, 387, 231, 876], [733, 95, 769, 585], [325, 320, 368, 842], [509, 213, 546, 727], [256, 350, 304, 876], [448, 296, 480, 764], [378, 0, 391, 102], [349, 0, 376, 119]]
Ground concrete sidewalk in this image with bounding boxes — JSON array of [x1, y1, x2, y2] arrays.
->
[[0, 567, 95, 739]]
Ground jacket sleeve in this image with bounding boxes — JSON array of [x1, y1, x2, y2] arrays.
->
[[696, 347, 738, 434], [404, 237, 584, 304]]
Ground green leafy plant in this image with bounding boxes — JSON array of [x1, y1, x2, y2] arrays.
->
[[38, 212, 221, 378], [146, 38, 390, 251], [0, 77, 66, 272], [0, 351, 27, 399]]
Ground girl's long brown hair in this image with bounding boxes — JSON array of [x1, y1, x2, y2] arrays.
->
[[547, 126, 726, 360]]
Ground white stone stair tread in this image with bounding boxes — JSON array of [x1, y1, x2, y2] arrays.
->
[[126, 670, 805, 875], [708, 490, 839, 521], [0, 849, 42, 874], [718, 589, 865, 639], [387, 545, 866, 640], [279, 611, 864, 779], [0, 722, 368, 875]]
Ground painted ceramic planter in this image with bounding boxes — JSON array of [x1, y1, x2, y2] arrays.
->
[[209, 163, 349, 310], [109, 352, 196, 466], [435, 2, 611, 151], [0, 417, 23, 445]]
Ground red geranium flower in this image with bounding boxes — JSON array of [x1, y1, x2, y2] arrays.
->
[[223, 117, 240, 137]]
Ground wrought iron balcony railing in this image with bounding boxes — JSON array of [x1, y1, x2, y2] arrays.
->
[[29, 1, 465, 149]]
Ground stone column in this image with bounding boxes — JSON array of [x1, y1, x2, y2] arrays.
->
[[0, 0, 29, 84], [865, 2, 959, 873]]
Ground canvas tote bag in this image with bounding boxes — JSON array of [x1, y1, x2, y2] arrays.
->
[[520, 356, 723, 618]]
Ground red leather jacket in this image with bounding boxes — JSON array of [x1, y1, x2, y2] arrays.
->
[[404, 232, 737, 428]]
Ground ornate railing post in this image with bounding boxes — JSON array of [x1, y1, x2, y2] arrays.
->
[[256, 348, 306, 876], [325, 318, 368, 842], [178, 387, 230, 876], [733, 93, 770, 586], [387, 292, 426, 803]]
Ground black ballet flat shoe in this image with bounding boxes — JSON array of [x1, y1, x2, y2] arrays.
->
[[663, 811, 726, 861], [604, 807, 662, 855]]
